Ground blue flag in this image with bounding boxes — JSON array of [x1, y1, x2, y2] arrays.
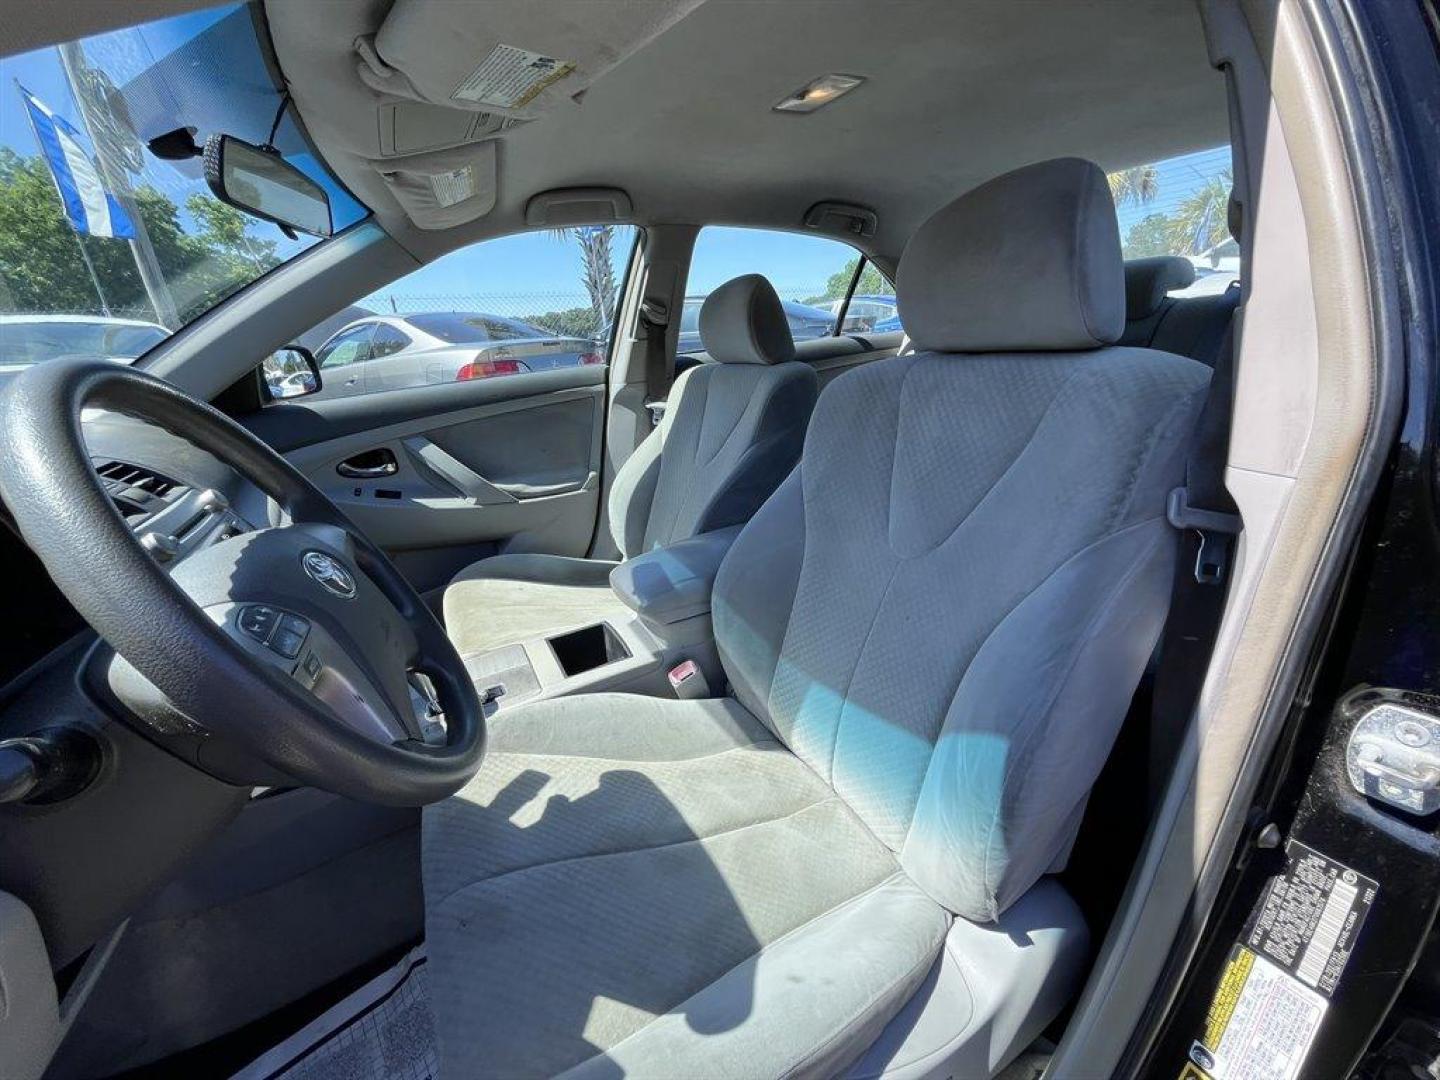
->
[[19, 86, 136, 240]]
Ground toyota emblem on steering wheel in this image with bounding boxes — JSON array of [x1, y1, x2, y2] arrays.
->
[[302, 550, 357, 599]]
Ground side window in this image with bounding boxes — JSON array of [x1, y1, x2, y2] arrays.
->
[[291, 226, 638, 400], [316, 325, 375, 368], [1109, 144, 1237, 297], [836, 261, 898, 335], [369, 324, 411, 359], [681, 227, 888, 355]]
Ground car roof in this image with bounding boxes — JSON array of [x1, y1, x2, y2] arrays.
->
[[0, 314, 166, 330], [261, 2, 1224, 265]]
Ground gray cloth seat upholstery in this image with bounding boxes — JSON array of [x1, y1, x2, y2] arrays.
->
[[1121, 254, 1239, 366], [423, 158, 1211, 1078], [444, 273, 818, 657]]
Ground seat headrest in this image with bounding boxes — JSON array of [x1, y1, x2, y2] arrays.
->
[[699, 274, 796, 365], [896, 157, 1125, 353], [1124, 256, 1196, 319]]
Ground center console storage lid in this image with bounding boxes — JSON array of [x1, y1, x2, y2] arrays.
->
[[609, 525, 744, 626]]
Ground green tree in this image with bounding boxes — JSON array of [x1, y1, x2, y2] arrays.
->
[[1107, 164, 1160, 208], [0, 148, 287, 324], [549, 225, 618, 334], [818, 257, 890, 303], [1165, 172, 1232, 255], [186, 194, 279, 277], [1122, 213, 1176, 259], [530, 305, 603, 339]]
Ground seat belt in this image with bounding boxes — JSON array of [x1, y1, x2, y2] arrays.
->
[[1148, 300, 1243, 807], [640, 297, 671, 428]]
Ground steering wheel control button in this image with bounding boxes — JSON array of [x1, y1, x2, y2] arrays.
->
[[302, 550, 357, 599], [239, 605, 280, 642], [270, 626, 307, 659], [280, 613, 311, 636], [236, 605, 309, 658]]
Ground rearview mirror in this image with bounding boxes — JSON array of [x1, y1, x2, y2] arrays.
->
[[204, 135, 333, 238], [261, 346, 322, 401]]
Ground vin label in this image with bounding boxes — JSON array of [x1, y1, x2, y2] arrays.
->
[[1243, 839, 1377, 996]]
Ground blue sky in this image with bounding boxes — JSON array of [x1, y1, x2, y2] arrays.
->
[[0, 4, 358, 269], [1, 2, 1234, 322]]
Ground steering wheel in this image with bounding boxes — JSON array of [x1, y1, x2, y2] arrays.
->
[[0, 357, 484, 805]]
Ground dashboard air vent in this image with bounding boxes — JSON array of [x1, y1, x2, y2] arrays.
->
[[95, 460, 187, 525]]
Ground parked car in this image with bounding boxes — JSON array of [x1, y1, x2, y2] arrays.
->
[[831, 293, 898, 333], [674, 294, 834, 355], [0, 314, 168, 371], [304, 312, 603, 398], [871, 311, 905, 334]]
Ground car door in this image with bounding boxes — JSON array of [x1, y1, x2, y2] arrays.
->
[[313, 324, 377, 400], [363, 323, 415, 393], [244, 227, 639, 594]]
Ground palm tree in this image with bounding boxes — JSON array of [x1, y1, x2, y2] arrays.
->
[[1107, 164, 1160, 208], [1166, 170, 1232, 255], [549, 225, 616, 336]]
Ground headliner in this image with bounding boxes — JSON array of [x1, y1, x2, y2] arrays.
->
[[272, 1, 1227, 263]]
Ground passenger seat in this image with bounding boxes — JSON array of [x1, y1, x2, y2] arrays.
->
[[443, 273, 818, 657]]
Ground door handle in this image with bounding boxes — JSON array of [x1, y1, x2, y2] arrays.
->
[[337, 448, 398, 479]]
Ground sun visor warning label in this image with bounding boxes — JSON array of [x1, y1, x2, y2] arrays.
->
[[453, 45, 575, 109], [428, 166, 477, 208], [1243, 840, 1376, 996], [1186, 947, 1327, 1080]]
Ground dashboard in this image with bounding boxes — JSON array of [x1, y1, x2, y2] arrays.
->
[[0, 412, 273, 686]]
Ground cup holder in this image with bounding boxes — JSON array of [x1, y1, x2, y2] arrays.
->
[[548, 622, 631, 678]]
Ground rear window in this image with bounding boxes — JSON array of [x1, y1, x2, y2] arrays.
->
[[682, 227, 875, 352], [405, 312, 569, 344], [1111, 144, 1238, 297]]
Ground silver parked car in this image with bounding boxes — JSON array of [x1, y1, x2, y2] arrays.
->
[[0, 314, 169, 372], [304, 313, 604, 399]]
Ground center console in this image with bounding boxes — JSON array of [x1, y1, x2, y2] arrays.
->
[[463, 526, 744, 713]]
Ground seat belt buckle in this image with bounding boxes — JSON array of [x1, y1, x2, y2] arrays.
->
[[668, 659, 709, 700], [645, 400, 667, 427], [1167, 487, 1241, 586]]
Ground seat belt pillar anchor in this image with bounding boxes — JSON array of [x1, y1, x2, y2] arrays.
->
[[1167, 487, 1241, 586]]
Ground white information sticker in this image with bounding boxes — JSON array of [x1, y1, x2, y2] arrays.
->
[[1194, 948, 1327, 1080], [452, 44, 575, 108], [428, 166, 476, 208]]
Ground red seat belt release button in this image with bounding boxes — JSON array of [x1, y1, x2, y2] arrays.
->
[[668, 659, 709, 700]]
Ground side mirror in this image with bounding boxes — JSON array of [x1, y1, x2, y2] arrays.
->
[[261, 347, 322, 401], [203, 135, 333, 238]]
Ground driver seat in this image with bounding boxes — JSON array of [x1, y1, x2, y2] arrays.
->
[[422, 158, 1210, 1078]]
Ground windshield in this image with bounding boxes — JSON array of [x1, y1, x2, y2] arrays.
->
[[0, 4, 367, 368]]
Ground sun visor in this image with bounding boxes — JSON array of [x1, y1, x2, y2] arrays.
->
[[374, 141, 498, 230], [354, 0, 704, 120]]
